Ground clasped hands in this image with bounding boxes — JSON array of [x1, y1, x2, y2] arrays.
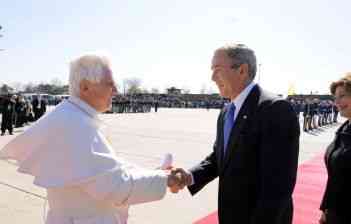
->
[[166, 168, 192, 193]]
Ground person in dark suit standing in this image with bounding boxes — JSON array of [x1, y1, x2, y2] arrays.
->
[[15, 95, 27, 127], [38, 98, 47, 118], [172, 43, 300, 224], [1, 94, 15, 136], [319, 73, 351, 224], [32, 95, 47, 120], [154, 100, 159, 112], [31, 95, 40, 121]]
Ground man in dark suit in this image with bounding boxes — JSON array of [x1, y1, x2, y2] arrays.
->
[[1, 94, 15, 135], [172, 44, 300, 224], [31, 95, 40, 121], [38, 98, 47, 118], [154, 100, 159, 112]]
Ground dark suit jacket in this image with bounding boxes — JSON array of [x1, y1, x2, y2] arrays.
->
[[40, 99, 47, 114], [188, 85, 300, 224], [32, 98, 39, 112], [1, 99, 15, 119], [320, 121, 351, 223]]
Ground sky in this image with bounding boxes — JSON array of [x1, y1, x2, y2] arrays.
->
[[1, 0, 350, 95]]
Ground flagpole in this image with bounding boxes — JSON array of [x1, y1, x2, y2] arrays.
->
[[0, 25, 4, 51], [258, 63, 262, 84]]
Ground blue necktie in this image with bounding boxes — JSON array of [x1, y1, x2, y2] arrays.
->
[[223, 103, 236, 155]]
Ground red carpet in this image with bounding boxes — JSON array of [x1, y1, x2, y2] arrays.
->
[[193, 154, 327, 224]]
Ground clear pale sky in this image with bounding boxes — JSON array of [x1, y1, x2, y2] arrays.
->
[[1, 0, 350, 95]]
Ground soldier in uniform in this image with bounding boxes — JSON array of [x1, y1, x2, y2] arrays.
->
[[311, 98, 319, 129], [327, 100, 333, 124], [333, 101, 339, 123], [303, 98, 312, 131], [318, 101, 326, 126]]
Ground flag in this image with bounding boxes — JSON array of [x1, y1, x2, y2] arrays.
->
[[288, 83, 296, 96]]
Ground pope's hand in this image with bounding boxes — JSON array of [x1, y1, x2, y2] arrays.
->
[[166, 168, 192, 193]]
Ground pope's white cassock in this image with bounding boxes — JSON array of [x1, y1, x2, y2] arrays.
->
[[0, 96, 168, 224]]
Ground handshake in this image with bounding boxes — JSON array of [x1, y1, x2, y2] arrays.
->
[[166, 168, 192, 193], [159, 153, 192, 193]]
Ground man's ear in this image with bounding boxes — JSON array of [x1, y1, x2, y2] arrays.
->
[[239, 64, 249, 76], [79, 80, 90, 97], [239, 64, 250, 82]]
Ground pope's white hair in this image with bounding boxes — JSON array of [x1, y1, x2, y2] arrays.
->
[[69, 54, 111, 97]]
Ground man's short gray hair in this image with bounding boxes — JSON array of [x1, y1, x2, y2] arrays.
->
[[219, 43, 257, 82], [69, 54, 111, 97]]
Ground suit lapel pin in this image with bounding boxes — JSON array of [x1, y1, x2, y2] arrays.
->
[[243, 115, 248, 119]]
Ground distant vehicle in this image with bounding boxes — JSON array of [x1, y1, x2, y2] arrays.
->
[[52, 95, 69, 105], [22, 93, 56, 105], [54, 94, 69, 100]]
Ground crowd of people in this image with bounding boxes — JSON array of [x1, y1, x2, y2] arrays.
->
[[0, 94, 47, 135], [288, 98, 339, 131], [1, 91, 340, 137], [109, 94, 227, 113]]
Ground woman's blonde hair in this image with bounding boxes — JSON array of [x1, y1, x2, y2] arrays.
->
[[330, 72, 351, 95]]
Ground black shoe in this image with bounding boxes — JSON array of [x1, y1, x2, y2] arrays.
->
[[1, 133, 4, 136], [9, 132, 13, 135]]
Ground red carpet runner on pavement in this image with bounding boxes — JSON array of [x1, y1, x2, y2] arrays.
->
[[193, 154, 327, 224]]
